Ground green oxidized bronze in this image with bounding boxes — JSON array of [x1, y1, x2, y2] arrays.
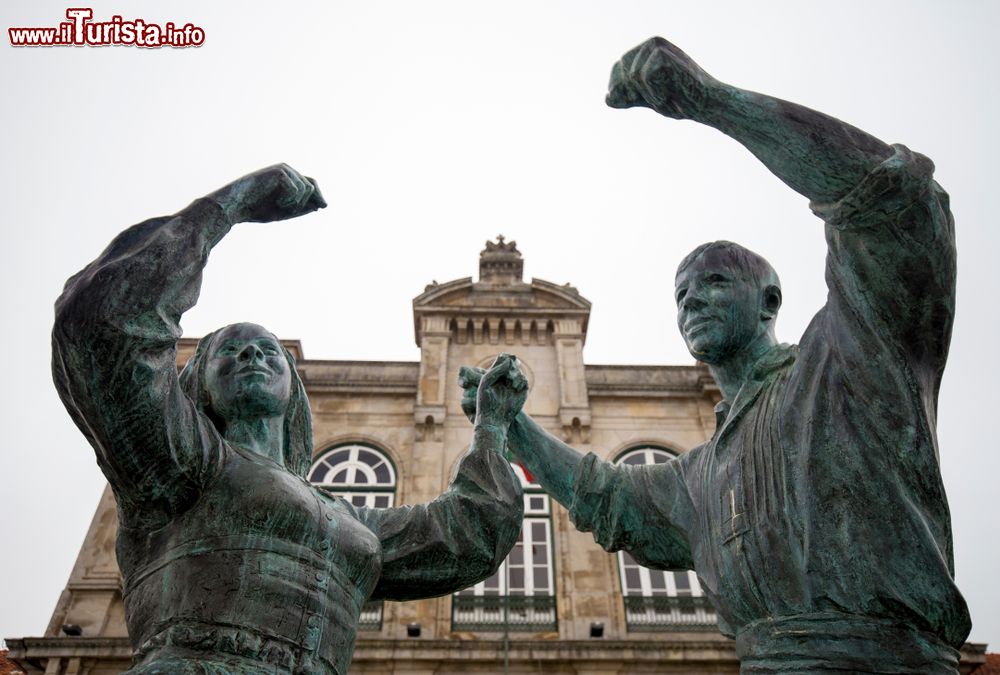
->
[[464, 38, 970, 674], [52, 165, 527, 675]]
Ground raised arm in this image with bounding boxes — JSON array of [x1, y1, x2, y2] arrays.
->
[[609, 38, 955, 372], [52, 165, 324, 526], [358, 354, 526, 601], [606, 37, 894, 204]]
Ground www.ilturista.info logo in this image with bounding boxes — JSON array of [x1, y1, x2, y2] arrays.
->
[[9, 8, 205, 48]]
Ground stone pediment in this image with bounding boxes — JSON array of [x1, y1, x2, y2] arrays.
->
[[412, 277, 591, 346], [412, 238, 591, 345], [413, 277, 590, 312]]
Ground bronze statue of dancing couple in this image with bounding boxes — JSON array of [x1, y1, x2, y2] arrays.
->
[[54, 36, 969, 675]]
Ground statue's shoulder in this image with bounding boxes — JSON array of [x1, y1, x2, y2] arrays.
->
[[676, 443, 707, 472]]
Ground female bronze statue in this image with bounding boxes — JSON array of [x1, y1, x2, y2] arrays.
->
[[52, 164, 526, 675]]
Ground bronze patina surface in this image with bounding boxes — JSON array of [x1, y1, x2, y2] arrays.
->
[[463, 38, 970, 674], [52, 165, 527, 675]]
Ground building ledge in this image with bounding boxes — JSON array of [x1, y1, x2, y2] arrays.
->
[[352, 637, 738, 664]]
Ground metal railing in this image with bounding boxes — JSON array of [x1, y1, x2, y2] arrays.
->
[[623, 595, 718, 632], [451, 594, 557, 632], [358, 600, 383, 631]]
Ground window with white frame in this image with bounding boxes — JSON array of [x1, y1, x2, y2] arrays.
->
[[615, 445, 718, 631], [308, 443, 396, 630], [309, 443, 396, 508], [452, 463, 557, 632]]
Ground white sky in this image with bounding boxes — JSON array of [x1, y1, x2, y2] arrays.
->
[[2, 0, 998, 650]]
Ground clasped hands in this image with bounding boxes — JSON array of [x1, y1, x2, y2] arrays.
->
[[459, 354, 527, 433]]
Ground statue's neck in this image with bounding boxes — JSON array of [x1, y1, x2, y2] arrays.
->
[[224, 416, 286, 466], [708, 333, 778, 402]]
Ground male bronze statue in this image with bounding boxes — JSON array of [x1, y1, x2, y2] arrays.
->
[[464, 38, 970, 673], [52, 165, 528, 675]]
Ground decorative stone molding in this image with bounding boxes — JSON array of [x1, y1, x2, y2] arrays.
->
[[559, 407, 592, 444], [413, 406, 446, 442]]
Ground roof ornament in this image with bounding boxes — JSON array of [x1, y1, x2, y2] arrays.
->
[[479, 235, 523, 284]]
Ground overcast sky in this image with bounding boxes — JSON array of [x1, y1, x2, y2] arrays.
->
[[2, 0, 998, 650]]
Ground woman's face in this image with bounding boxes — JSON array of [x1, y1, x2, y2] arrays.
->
[[203, 323, 292, 422]]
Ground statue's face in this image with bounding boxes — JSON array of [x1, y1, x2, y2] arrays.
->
[[203, 323, 291, 422], [674, 249, 763, 364]]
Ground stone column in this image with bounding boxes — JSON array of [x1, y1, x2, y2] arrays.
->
[[553, 318, 591, 444], [414, 316, 450, 443], [408, 315, 454, 640]]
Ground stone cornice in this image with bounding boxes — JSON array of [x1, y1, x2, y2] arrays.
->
[[298, 361, 419, 395], [5, 637, 132, 671], [351, 637, 738, 664], [586, 363, 719, 397], [5, 637, 987, 672]]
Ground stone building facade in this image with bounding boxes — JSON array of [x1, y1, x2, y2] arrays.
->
[[7, 239, 985, 674]]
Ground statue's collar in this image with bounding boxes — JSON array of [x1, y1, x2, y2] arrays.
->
[[713, 343, 797, 433]]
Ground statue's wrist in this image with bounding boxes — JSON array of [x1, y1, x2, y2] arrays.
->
[[474, 418, 509, 436], [696, 80, 736, 128], [475, 418, 506, 430]]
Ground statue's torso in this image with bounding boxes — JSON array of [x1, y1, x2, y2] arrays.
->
[[117, 444, 381, 675], [681, 339, 967, 673]]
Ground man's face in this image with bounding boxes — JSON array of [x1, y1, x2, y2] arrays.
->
[[674, 249, 762, 364], [203, 323, 292, 422]]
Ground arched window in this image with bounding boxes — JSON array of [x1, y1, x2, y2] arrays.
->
[[614, 445, 718, 632], [309, 443, 396, 509], [452, 462, 557, 632], [309, 443, 397, 631]]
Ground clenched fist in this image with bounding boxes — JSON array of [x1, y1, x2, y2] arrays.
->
[[208, 163, 326, 224], [606, 37, 719, 120]]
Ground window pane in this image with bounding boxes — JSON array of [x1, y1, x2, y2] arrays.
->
[[650, 570, 667, 590], [674, 572, 691, 593], [308, 466, 328, 482], [509, 567, 525, 590], [624, 568, 641, 590], [509, 544, 523, 566], [374, 464, 391, 484], [623, 454, 644, 465], [351, 495, 366, 506], [531, 522, 546, 540], [358, 450, 380, 466], [532, 544, 547, 565], [328, 450, 350, 466], [332, 469, 348, 484], [533, 568, 549, 590], [374, 495, 390, 508]]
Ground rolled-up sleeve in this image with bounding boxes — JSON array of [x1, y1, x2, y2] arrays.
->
[[809, 144, 955, 376], [356, 427, 524, 601], [569, 453, 695, 571], [52, 199, 230, 525]]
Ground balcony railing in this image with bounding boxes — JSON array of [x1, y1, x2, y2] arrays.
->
[[451, 594, 557, 632], [623, 595, 718, 632], [358, 600, 383, 631]]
